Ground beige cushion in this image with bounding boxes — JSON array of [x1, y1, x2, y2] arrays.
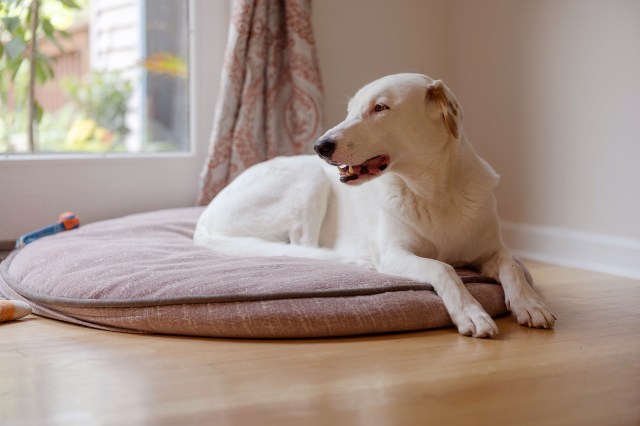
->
[[0, 208, 507, 338]]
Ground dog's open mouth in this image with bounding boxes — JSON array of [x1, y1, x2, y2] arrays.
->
[[334, 155, 390, 184]]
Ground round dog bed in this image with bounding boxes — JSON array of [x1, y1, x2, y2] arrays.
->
[[0, 208, 508, 338]]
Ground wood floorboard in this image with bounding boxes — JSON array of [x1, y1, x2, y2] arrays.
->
[[1, 260, 639, 425]]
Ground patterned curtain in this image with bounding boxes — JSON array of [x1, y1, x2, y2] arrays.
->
[[197, 0, 324, 205]]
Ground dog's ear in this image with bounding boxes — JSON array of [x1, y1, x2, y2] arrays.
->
[[426, 80, 463, 140]]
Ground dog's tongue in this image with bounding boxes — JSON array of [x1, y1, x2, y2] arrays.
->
[[338, 155, 390, 184]]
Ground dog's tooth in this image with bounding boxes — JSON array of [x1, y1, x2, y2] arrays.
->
[[348, 166, 354, 174]]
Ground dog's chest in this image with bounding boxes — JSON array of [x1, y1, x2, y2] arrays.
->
[[385, 190, 491, 265]]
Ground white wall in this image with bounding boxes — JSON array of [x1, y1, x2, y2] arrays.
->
[[445, 0, 640, 277], [314, 0, 640, 278], [313, 0, 448, 127], [446, 0, 640, 237]]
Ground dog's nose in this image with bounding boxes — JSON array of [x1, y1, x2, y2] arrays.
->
[[314, 137, 336, 159]]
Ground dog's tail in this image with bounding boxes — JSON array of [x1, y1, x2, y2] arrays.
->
[[193, 230, 345, 262]]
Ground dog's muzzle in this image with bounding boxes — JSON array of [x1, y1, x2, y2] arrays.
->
[[313, 136, 390, 185]]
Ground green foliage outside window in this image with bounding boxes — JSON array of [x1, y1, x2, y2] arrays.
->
[[0, 0, 83, 153]]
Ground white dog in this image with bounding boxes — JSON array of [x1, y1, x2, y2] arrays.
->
[[195, 73, 555, 338]]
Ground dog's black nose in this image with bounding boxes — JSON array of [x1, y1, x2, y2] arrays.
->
[[314, 137, 336, 159]]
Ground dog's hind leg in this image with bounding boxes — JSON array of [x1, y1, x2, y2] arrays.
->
[[287, 172, 331, 248], [194, 157, 357, 263]]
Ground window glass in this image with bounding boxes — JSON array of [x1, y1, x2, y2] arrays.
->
[[0, 0, 189, 155]]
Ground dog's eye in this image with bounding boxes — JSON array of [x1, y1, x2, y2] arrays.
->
[[373, 103, 389, 113]]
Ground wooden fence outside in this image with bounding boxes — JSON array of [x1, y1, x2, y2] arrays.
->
[[35, 22, 89, 113]]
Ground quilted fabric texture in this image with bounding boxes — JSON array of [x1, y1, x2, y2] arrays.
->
[[0, 208, 508, 338]]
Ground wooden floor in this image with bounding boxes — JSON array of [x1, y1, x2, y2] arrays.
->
[[1, 260, 639, 426]]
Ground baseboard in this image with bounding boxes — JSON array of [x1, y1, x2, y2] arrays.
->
[[501, 222, 640, 280]]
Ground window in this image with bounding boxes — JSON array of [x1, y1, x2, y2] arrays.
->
[[0, 1, 228, 242], [0, 0, 189, 155]]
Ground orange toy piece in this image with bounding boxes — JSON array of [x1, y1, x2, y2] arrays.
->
[[58, 211, 81, 230]]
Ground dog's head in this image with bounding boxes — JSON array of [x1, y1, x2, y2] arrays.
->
[[314, 73, 463, 185]]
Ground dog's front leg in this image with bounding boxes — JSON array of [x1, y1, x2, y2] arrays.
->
[[489, 251, 556, 329], [379, 249, 499, 338]]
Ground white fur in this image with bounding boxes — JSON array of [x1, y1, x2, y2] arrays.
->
[[195, 73, 555, 338]]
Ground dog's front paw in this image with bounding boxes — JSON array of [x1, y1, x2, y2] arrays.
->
[[507, 294, 556, 329], [451, 305, 499, 338]]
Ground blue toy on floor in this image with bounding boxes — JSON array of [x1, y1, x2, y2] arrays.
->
[[16, 212, 80, 248]]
